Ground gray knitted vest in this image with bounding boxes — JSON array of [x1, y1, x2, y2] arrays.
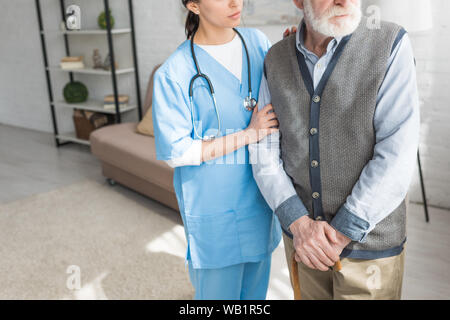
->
[[264, 17, 407, 255]]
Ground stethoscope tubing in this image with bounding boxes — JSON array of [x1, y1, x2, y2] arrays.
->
[[188, 28, 255, 141]]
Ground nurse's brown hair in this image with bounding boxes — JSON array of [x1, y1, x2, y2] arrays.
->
[[182, 0, 200, 39]]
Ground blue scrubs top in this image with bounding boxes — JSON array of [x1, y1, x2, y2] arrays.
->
[[152, 28, 282, 269]]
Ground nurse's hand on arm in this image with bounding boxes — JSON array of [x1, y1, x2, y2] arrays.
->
[[200, 104, 279, 163], [283, 26, 298, 39], [167, 26, 298, 168], [154, 71, 279, 169]]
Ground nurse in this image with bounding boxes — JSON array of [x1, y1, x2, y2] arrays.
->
[[152, 0, 282, 300]]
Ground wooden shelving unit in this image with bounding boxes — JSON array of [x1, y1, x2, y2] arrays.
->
[[35, 0, 142, 147]]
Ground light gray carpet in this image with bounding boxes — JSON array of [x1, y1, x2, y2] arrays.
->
[[0, 178, 194, 300], [1, 177, 449, 299]]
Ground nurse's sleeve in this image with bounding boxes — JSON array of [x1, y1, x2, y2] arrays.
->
[[152, 72, 196, 161]]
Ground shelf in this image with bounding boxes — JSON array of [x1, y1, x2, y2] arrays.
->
[[41, 28, 132, 35], [56, 132, 91, 146], [36, 0, 143, 148], [54, 100, 137, 114], [66, 28, 131, 35], [48, 66, 135, 75]]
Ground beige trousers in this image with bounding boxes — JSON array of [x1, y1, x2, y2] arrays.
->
[[283, 233, 405, 300]]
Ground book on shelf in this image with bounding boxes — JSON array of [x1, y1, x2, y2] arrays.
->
[[61, 62, 85, 70], [60, 56, 85, 70], [103, 94, 130, 110], [61, 56, 83, 62], [104, 94, 129, 103], [103, 103, 129, 110]]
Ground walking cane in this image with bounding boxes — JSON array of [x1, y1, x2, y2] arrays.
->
[[291, 253, 342, 300]]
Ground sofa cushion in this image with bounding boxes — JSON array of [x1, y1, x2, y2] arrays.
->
[[136, 108, 154, 137], [136, 64, 161, 137], [90, 122, 174, 193]]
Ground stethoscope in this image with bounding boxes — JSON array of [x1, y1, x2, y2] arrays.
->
[[189, 28, 257, 141]]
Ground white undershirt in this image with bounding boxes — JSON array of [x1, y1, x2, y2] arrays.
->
[[165, 35, 243, 168], [198, 34, 243, 82]]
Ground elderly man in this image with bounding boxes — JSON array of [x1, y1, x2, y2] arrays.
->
[[249, 0, 420, 299]]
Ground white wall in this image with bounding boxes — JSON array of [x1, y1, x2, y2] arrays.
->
[[407, 0, 450, 210], [0, 0, 448, 209]]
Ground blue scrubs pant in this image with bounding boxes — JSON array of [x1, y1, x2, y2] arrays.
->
[[187, 254, 272, 300]]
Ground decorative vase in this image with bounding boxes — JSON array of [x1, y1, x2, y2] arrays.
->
[[93, 49, 103, 69], [103, 52, 119, 71], [98, 10, 115, 30]]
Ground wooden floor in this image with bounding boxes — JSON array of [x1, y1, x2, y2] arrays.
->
[[1, 123, 449, 300]]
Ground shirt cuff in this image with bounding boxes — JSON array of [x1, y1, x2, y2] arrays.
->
[[330, 205, 371, 243], [274, 195, 309, 231], [165, 139, 202, 168]]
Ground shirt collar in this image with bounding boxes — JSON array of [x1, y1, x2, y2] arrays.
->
[[296, 19, 343, 60]]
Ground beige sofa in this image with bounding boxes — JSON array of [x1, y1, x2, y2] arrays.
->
[[90, 66, 179, 211]]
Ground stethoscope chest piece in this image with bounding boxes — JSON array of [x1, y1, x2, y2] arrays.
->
[[244, 96, 257, 111]]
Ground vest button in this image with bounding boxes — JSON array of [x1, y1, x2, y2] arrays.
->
[[312, 192, 320, 199], [315, 216, 323, 221], [310, 128, 318, 135], [311, 160, 319, 168], [313, 95, 321, 103]]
